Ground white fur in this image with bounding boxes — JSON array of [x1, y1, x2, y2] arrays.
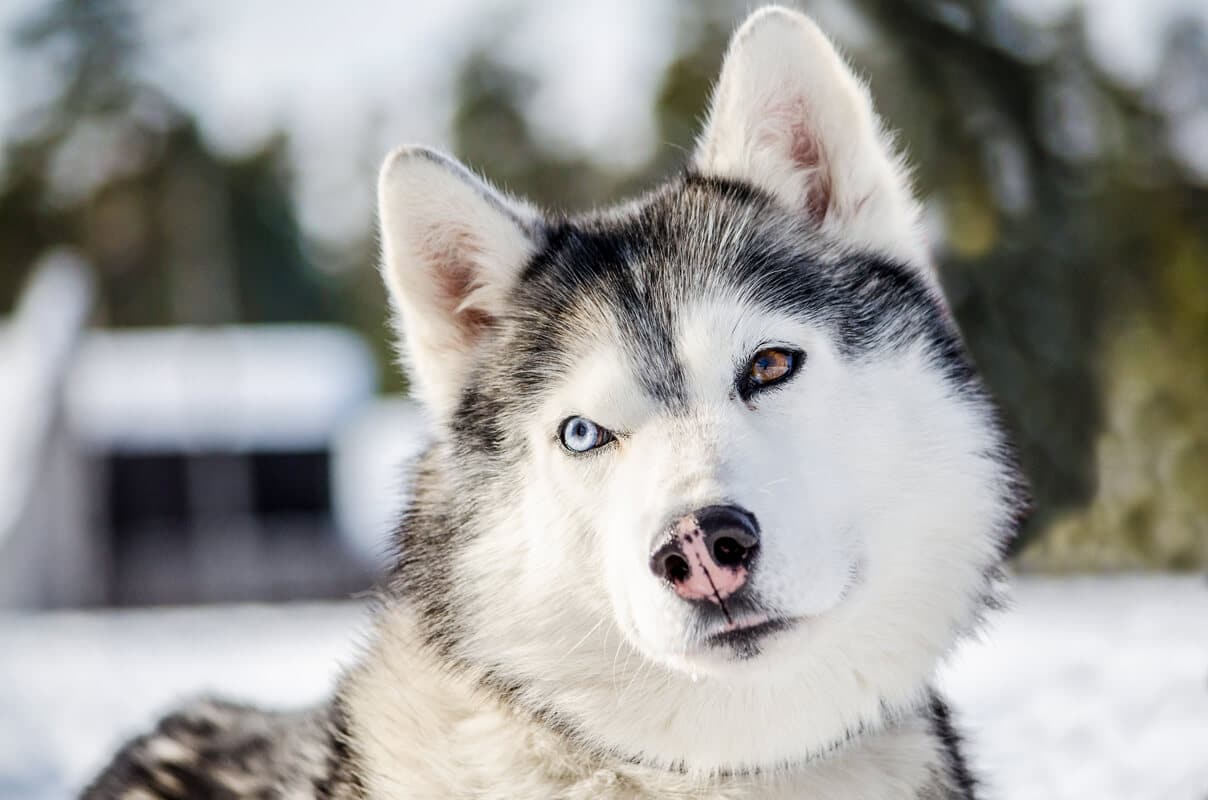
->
[[439, 294, 1006, 773], [694, 7, 933, 277], [345, 606, 948, 799]]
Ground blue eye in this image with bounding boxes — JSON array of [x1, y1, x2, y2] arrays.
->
[[559, 416, 614, 453]]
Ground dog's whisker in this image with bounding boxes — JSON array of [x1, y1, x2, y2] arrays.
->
[[556, 618, 605, 664]]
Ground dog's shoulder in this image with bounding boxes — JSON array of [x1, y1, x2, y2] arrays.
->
[[82, 698, 362, 799]]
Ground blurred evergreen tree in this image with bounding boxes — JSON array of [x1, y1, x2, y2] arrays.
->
[[0, 0, 325, 327], [451, 51, 616, 210], [853, 0, 1208, 564], [855, 1, 1113, 546]]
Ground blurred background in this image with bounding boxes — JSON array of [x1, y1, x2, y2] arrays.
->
[[0, 0, 1205, 798]]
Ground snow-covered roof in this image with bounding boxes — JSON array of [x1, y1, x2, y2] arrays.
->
[[65, 325, 377, 452]]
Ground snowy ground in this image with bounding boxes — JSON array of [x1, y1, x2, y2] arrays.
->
[[1, 576, 1205, 800]]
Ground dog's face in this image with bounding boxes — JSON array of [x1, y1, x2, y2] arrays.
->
[[378, 7, 1026, 773]]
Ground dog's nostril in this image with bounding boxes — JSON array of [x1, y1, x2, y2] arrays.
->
[[663, 553, 691, 583], [696, 505, 760, 571], [650, 539, 693, 584], [711, 536, 749, 567]]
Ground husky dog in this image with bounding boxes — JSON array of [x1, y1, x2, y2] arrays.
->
[[86, 6, 1028, 799]]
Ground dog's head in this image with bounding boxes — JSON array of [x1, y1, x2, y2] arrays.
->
[[377, 6, 1027, 774]]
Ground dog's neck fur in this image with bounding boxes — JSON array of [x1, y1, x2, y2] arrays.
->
[[338, 603, 966, 799]]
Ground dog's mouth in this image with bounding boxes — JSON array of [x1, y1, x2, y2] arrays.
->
[[704, 613, 798, 657]]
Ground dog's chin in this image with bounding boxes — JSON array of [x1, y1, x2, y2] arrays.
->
[[703, 613, 801, 659], [630, 569, 865, 676], [631, 611, 810, 677]]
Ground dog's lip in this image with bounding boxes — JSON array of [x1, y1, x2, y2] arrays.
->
[[704, 613, 798, 647]]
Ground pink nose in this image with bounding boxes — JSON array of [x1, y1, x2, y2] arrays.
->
[[650, 505, 760, 603]]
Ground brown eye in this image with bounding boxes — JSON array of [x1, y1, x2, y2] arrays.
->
[[749, 348, 795, 385], [739, 347, 802, 400]]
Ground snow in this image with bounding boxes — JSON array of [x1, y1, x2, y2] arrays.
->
[[0, 603, 371, 800], [938, 575, 1208, 800], [0, 575, 1204, 799]]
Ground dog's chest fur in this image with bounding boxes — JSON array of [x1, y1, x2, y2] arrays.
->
[[87, 606, 970, 800], [339, 609, 967, 800]]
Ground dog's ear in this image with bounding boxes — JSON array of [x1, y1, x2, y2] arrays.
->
[[694, 7, 928, 269], [378, 147, 543, 419]]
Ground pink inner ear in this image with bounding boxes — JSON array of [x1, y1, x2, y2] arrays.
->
[[758, 98, 833, 224], [788, 117, 832, 223], [437, 262, 493, 339], [424, 228, 495, 340]]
